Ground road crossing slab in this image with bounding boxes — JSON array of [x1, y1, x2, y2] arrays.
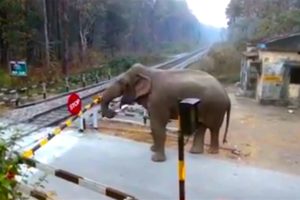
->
[[26, 128, 300, 200]]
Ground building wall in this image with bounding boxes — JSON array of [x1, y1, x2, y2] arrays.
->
[[256, 50, 300, 105], [259, 51, 300, 66]]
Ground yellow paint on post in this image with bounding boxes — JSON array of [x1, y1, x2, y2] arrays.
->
[[85, 104, 91, 110], [65, 119, 72, 127], [22, 150, 33, 159], [178, 160, 185, 181], [40, 138, 48, 146], [53, 127, 61, 135], [93, 95, 102, 103], [177, 115, 180, 129], [262, 75, 282, 83], [93, 98, 100, 104]]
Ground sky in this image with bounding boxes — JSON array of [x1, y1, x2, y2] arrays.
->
[[186, 0, 231, 28]]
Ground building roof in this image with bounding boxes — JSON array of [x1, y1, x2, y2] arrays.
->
[[242, 51, 259, 57], [247, 32, 300, 52]]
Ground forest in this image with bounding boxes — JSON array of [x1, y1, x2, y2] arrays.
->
[[0, 0, 220, 87], [226, 0, 300, 46]]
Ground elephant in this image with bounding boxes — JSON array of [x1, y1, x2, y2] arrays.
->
[[100, 63, 231, 162]]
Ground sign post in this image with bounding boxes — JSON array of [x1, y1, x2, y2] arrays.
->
[[67, 93, 82, 116], [178, 98, 200, 200], [9, 61, 28, 77]]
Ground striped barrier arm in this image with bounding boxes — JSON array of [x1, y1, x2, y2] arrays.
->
[[16, 182, 58, 200], [22, 96, 103, 159], [19, 157, 137, 200]]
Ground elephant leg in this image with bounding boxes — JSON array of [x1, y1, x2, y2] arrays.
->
[[149, 109, 169, 162], [189, 124, 206, 154], [207, 127, 220, 154]]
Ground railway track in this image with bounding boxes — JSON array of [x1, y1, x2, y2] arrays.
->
[[2, 47, 207, 141]]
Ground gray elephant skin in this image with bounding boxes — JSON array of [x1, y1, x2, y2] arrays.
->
[[100, 63, 231, 162]]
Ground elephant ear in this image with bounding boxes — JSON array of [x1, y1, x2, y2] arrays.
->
[[134, 73, 151, 99]]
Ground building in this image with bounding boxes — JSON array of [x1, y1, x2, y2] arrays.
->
[[240, 33, 300, 107]]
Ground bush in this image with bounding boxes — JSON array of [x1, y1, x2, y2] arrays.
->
[[135, 54, 167, 66], [0, 69, 12, 87], [0, 139, 22, 200], [106, 56, 138, 76], [188, 42, 241, 83], [160, 42, 197, 55]]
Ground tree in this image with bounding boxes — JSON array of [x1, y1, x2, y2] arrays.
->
[[226, 0, 300, 44]]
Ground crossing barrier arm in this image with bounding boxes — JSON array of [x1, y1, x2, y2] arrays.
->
[[22, 96, 103, 159], [18, 156, 137, 200], [16, 182, 58, 200]]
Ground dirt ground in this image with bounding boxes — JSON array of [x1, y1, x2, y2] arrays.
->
[[98, 84, 300, 176]]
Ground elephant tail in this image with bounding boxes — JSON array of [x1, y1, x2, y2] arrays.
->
[[222, 99, 231, 144]]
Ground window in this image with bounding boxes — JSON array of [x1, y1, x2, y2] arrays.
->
[[290, 67, 300, 84]]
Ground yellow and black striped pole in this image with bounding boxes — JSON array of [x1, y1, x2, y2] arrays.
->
[[178, 98, 201, 200], [22, 95, 103, 159], [177, 114, 185, 200]]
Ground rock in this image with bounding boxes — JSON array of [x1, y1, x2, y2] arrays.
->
[[19, 87, 28, 93], [0, 88, 8, 93], [9, 90, 16, 94]]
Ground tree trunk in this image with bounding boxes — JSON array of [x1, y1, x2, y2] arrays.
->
[[60, 0, 69, 75], [78, 10, 87, 63], [0, 37, 8, 67], [43, 0, 50, 69]]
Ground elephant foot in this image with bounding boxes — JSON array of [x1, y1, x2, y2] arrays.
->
[[150, 145, 157, 152], [151, 152, 166, 162], [207, 147, 219, 154], [189, 146, 204, 154]]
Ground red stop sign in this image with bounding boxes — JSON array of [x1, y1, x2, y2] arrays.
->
[[67, 93, 82, 115]]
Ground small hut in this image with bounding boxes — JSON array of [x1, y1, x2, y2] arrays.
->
[[240, 33, 300, 107]]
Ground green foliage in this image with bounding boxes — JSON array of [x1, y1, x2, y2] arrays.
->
[[0, 136, 22, 200], [106, 56, 137, 76], [0, 69, 12, 87], [0, 0, 30, 59], [226, 0, 300, 44], [0, 0, 206, 83]]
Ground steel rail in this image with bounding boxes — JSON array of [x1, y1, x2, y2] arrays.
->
[[2, 47, 207, 146], [20, 47, 207, 127]]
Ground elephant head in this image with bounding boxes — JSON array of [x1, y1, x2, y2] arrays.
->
[[101, 63, 152, 118]]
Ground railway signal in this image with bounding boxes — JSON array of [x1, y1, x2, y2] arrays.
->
[[67, 93, 82, 116]]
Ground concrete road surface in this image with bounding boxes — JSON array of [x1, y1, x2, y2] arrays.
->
[[25, 128, 300, 200]]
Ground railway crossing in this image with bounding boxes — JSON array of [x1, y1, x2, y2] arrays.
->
[[1, 48, 300, 199]]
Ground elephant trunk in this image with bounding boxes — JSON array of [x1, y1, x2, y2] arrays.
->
[[101, 83, 123, 118]]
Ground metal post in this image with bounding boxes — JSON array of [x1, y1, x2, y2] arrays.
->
[[95, 74, 99, 83], [178, 114, 185, 200], [81, 74, 86, 87], [92, 105, 99, 129], [65, 77, 70, 92], [15, 91, 20, 107], [42, 82, 47, 99], [79, 115, 86, 132], [143, 109, 147, 125], [178, 98, 201, 200]]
